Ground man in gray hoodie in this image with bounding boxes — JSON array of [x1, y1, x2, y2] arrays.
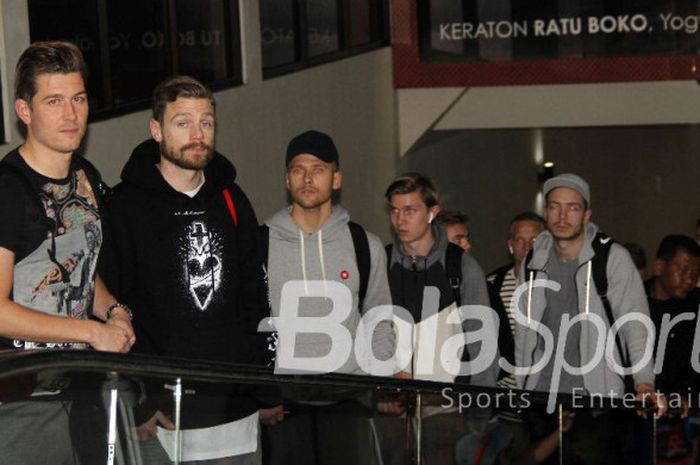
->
[[514, 173, 662, 465], [384, 172, 495, 385], [383, 173, 496, 465], [263, 130, 397, 465], [515, 173, 657, 399]]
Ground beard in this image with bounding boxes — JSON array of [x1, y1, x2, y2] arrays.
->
[[160, 139, 214, 170], [291, 186, 333, 210]]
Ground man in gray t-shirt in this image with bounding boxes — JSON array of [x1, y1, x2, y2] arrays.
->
[[535, 248, 584, 392], [515, 174, 662, 465], [516, 173, 657, 401]]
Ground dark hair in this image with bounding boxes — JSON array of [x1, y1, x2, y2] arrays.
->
[[656, 234, 700, 261], [152, 75, 215, 124], [509, 212, 545, 234], [623, 242, 647, 270], [15, 41, 87, 103], [435, 210, 468, 226], [384, 172, 439, 208]]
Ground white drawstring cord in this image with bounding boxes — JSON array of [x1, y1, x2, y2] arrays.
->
[[299, 230, 309, 295], [585, 261, 591, 314], [318, 229, 327, 297], [527, 270, 534, 324]]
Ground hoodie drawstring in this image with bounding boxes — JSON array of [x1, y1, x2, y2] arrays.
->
[[298, 229, 329, 297], [527, 270, 535, 324], [318, 229, 327, 297], [584, 261, 591, 315], [299, 230, 309, 295]]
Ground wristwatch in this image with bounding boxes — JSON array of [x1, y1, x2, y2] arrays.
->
[[106, 302, 133, 321]]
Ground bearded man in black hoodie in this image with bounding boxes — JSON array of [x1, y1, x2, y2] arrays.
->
[[100, 76, 269, 464]]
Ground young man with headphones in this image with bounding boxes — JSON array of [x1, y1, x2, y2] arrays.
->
[[382, 172, 496, 465], [384, 172, 494, 384]]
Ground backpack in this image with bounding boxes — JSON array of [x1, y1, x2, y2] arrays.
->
[[258, 221, 371, 307], [385, 242, 464, 307], [525, 232, 631, 368]]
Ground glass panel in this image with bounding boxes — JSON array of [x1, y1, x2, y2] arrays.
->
[[260, 0, 297, 68], [346, 0, 372, 47], [306, 0, 340, 56], [107, 0, 169, 108], [174, 0, 232, 82], [0, 355, 659, 464], [27, 0, 105, 112]]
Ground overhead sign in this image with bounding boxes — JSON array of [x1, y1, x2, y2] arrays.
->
[[419, 2, 700, 62], [390, 0, 699, 87]]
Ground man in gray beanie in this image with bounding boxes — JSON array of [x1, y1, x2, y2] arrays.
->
[[513, 173, 663, 464]]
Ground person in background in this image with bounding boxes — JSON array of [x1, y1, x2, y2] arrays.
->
[[486, 212, 545, 462], [644, 234, 700, 465], [623, 242, 648, 280], [435, 209, 472, 253]]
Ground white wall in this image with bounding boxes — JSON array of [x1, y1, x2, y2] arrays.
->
[[0, 0, 399, 239]]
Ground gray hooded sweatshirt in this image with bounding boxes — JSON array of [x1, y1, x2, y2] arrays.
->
[[515, 222, 655, 396], [267, 206, 395, 375], [387, 224, 498, 386]]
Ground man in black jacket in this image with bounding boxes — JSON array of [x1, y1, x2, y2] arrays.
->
[[100, 76, 269, 464], [644, 235, 700, 465]]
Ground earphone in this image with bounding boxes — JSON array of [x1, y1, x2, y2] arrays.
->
[[508, 245, 514, 255], [428, 213, 434, 223]]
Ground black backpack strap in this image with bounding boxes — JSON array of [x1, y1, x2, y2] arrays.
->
[[0, 160, 51, 229], [591, 232, 613, 297], [384, 244, 393, 269], [490, 265, 511, 295], [348, 221, 370, 308], [524, 248, 535, 273], [0, 160, 35, 198], [259, 224, 270, 269], [590, 232, 628, 366], [75, 157, 111, 208], [445, 243, 463, 307]]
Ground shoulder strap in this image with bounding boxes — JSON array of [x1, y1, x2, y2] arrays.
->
[[524, 248, 535, 272], [384, 244, 393, 266], [0, 160, 53, 263], [590, 231, 628, 366], [259, 224, 269, 268], [348, 221, 370, 307], [591, 231, 613, 299], [0, 160, 49, 225], [222, 187, 238, 227], [74, 157, 111, 208], [445, 243, 463, 307], [0, 160, 34, 195], [491, 265, 510, 294]]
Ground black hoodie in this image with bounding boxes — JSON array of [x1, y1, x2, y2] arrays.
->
[[99, 139, 270, 424]]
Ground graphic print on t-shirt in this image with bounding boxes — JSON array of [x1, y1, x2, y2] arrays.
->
[[12, 168, 101, 349], [180, 220, 223, 311]]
